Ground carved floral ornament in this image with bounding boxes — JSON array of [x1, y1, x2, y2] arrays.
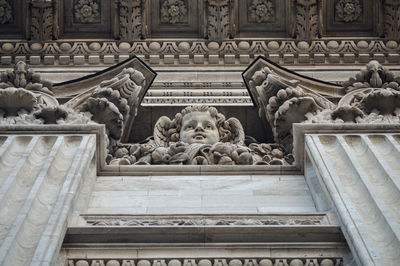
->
[[335, 0, 362, 22], [0, 0, 12, 24], [74, 0, 100, 23], [109, 105, 293, 166], [249, 0, 274, 23], [161, 0, 187, 24], [248, 60, 400, 148]]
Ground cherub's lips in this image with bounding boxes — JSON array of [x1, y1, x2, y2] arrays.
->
[[194, 133, 206, 139]]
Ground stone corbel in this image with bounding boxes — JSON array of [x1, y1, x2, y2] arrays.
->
[[58, 56, 156, 147], [28, 0, 58, 40], [242, 56, 341, 149]]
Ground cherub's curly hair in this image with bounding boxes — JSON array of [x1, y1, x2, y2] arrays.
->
[[166, 106, 235, 143]]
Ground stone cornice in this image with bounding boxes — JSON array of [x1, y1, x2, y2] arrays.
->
[[0, 39, 399, 67]]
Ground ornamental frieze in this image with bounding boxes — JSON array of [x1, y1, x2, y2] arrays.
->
[[0, 39, 398, 67]]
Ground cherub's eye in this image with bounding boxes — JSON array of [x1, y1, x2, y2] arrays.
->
[[206, 125, 212, 129]]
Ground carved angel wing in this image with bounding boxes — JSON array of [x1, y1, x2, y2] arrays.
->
[[154, 116, 172, 147], [225, 117, 245, 145]]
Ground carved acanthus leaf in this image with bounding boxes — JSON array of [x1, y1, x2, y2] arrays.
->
[[30, 0, 54, 40], [383, 2, 400, 39], [119, 0, 143, 40], [295, 0, 319, 39], [207, 0, 230, 40], [0, 0, 12, 24]]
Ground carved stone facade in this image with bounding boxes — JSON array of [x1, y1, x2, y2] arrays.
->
[[0, 1, 399, 266]]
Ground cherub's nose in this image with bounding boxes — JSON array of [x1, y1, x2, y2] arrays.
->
[[194, 123, 204, 132]]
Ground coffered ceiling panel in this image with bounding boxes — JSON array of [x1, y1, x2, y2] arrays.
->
[[61, 0, 114, 38], [0, 0, 26, 38], [237, 0, 289, 37], [148, 0, 203, 38], [324, 0, 379, 36]]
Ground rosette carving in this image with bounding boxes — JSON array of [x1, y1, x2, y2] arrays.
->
[[74, 0, 100, 23], [249, 0, 274, 23], [335, 0, 362, 23], [160, 0, 187, 24]]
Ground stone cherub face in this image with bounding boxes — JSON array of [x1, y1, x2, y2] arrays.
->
[[180, 111, 220, 144], [153, 106, 245, 147]]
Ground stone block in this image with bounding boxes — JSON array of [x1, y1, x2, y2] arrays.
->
[[343, 54, 356, 63], [314, 54, 325, 64], [224, 54, 235, 64], [1, 56, 12, 65], [388, 54, 400, 63], [268, 54, 280, 63], [59, 56, 70, 65], [15, 56, 26, 63], [88, 55, 100, 64], [193, 55, 204, 64], [137, 54, 146, 61], [283, 54, 294, 64], [208, 54, 219, 64], [239, 54, 250, 64], [373, 53, 385, 63], [29, 56, 41, 65], [73, 55, 85, 65], [119, 55, 130, 62], [163, 54, 174, 64], [359, 54, 371, 63], [298, 54, 310, 64], [43, 55, 54, 65], [104, 55, 115, 64], [179, 55, 189, 64], [328, 54, 340, 63], [149, 55, 160, 64]]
